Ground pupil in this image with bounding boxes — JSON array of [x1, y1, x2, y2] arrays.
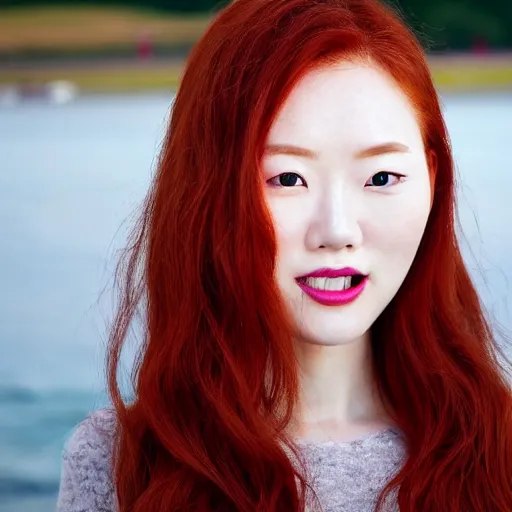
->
[[373, 172, 389, 186], [280, 173, 298, 187]]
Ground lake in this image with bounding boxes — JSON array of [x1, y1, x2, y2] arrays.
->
[[0, 92, 511, 511]]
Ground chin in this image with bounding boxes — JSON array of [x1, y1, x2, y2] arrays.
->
[[281, 281, 388, 346], [292, 312, 373, 347]]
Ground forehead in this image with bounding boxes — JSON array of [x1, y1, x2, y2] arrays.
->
[[267, 61, 423, 151]]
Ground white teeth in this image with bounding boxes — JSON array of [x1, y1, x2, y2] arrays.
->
[[304, 276, 352, 290]]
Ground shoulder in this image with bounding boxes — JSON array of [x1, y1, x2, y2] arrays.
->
[[56, 408, 118, 512]]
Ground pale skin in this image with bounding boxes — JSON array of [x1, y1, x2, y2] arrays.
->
[[261, 61, 436, 442]]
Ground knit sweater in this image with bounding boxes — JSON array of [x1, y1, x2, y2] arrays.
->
[[56, 408, 406, 512]]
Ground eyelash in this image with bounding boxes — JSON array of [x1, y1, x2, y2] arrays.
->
[[266, 171, 406, 188], [365, 171, 406, 188], [267, 172, 306, 188]]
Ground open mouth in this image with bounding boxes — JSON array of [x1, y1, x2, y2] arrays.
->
[[297, 274, 366, 291]]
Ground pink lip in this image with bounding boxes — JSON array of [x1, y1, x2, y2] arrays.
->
[[296, 268, 368, 307]]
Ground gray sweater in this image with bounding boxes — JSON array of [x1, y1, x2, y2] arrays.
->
[[56, 408, 406, 512]]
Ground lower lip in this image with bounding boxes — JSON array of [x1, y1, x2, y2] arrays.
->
[[296, 276, 368, 306]]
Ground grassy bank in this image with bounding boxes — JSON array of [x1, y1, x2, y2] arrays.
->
[[0, 6, 211, 53], [429, 56, 512, 92], [2, 56, 512, 93], [0, 61, 185, 92]]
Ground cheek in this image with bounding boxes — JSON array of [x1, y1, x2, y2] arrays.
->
[[365, 189, 431, 260], [267, 197, 309, 253]]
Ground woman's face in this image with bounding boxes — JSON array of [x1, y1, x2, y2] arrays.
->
[[261, 61, 433, 346]]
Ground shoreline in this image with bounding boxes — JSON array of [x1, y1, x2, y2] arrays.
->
[[1, 53, 512, 94]]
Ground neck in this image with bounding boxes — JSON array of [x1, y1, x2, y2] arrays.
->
[[288, 332, 393, 440]]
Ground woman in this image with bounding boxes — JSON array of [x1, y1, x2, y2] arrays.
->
[[57, 0, 512, 511]]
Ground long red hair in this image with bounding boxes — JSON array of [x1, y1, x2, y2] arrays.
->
[[106, 0, 512, 510]]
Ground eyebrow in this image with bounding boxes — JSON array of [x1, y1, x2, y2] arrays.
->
[[264, 142, 410, 160], [355, 142, 410, 159]]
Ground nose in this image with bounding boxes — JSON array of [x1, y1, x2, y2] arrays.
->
[[305, 186, 363, 252]]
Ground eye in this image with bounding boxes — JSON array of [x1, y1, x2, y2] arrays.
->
[[267, 172, 306, 188], [365, 171, 405, 188]]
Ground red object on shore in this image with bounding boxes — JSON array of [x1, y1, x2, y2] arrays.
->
[[472, 36, 489, 55], [137, 33, 153, 60]]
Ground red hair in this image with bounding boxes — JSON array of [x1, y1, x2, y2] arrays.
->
[[106, 0, 512, 510]]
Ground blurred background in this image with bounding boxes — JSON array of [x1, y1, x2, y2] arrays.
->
[[0, 1, 511, 511]]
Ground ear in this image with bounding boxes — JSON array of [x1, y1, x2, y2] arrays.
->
[[427, 149, 438, 209]]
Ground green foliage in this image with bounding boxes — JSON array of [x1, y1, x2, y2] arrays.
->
[[388, 0, 512, 49], [0, 0, 229, 13]]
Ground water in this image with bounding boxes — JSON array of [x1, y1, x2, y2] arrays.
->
[[0, 92, 511, 511]]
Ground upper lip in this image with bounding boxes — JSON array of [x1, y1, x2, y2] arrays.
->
[[297, 267, 366, 279]]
